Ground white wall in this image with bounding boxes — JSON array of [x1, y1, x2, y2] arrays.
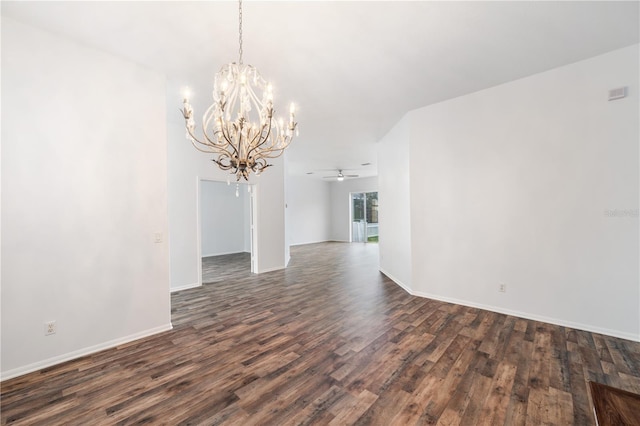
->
[[200, 180, 249, 257], [379, 45, 639, 341], [1, 18, 172, 379], [329, 177, 379, 242], [253, 156, 286, 272], [378, 118, 412, 290], [168, 116, 286, 290], [287, 175, 331, 245], [243, 187, 251, 253]]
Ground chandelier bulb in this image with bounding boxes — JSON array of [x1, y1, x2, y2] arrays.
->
[[266, 83, 273, 101], [235, 183, 240, 197]]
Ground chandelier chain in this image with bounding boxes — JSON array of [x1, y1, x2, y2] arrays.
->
[[238, 0, 243, 64]]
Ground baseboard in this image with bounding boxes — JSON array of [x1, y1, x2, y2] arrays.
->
[[202, 250, 247, 258], [257, 266, 285, 273], [413, 290, 640, 343], [0, 323, 174, 381], [290, 240, 331, 247], [383, 278, 640, 343], [170, 282, 201, 293], [379, 268, 412, 294]]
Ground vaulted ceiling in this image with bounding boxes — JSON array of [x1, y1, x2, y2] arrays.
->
[[3, 1, 638, 179]]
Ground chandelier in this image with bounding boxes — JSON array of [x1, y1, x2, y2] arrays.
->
[[181, 0, 298, 181]]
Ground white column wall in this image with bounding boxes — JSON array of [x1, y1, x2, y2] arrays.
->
[[378, 118, 412, 290], [1, 18, 172, 379], [254, 156, 286, 273], [382, 45, 639, 341]]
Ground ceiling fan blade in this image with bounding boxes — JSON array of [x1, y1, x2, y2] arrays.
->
[[345, 174, 359, 178]]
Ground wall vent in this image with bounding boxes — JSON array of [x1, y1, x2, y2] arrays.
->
[[608, 87, 627, 101]]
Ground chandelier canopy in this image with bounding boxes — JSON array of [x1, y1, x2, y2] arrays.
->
[[181, 0, 298, 181]]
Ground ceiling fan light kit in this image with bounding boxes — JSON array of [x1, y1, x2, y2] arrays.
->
[[323, 169, 359, 181], [180, 0, 298, 181]]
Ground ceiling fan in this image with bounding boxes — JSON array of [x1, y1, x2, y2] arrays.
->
[[323, 169, 359, 181]]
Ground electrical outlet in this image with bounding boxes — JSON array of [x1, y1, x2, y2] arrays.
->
[[44, 320, 56, 336], [499, 283, 506, 293]]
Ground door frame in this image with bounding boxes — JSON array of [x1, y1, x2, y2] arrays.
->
[[196, 177, 257, 287]]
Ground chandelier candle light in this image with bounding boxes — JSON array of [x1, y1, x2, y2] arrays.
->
[[181, 0, 298, 181]]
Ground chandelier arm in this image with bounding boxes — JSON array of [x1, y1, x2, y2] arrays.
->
[[201, 123, 226, 148], [200, 104, 233, 148], [184, 106, 229, 151], [258, 133, 295, 158], [202, 110, 227, 147], [213, 159, 233, 171], [253, 158, 272, 173], [259, 147, 287, 159], [246, 122, 269, 152], [227, 85, 240, 120], [202, 103, 217, 126], [203, 113, 235, 149], [187, 124, 235, 159], [213, 128, 233, 147], [246, 116, 274, 159], [190, 126, 226, 150], [213, 152, 235, 169], [184, 126, 213, 150], [218, 122, 241, 159], [189, 138, 222, 154], [244, 83, 263, 114]]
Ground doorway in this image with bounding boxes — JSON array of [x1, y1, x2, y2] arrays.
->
[[351, 191, 378, 243], [197, 179, 257, 285]]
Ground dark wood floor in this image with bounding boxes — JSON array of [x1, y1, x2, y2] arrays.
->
[[2, 242, 640, 425], [202, 252, 251, 283]]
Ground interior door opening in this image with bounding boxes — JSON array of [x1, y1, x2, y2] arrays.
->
[[351, 191, 378, 243], [198, 179, 256, 285]]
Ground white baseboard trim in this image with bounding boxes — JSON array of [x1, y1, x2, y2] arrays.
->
[[170, 282, 201, 293], [382, 277, 640, 343], [290, 240, 331, 247], [202, 250, 247, 258], [257, 265, 285, 274], [379, 268, 412, 294], [412, 290, 640, 343], [0, 323, 174, 381]]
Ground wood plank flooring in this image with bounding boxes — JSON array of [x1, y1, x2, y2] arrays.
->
[[589, 381, 640, 425], [2, 242, 640, 425], [202, 252, 251, 283]]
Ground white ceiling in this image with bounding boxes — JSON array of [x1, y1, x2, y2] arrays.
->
[[2, 1, 639, 179]]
